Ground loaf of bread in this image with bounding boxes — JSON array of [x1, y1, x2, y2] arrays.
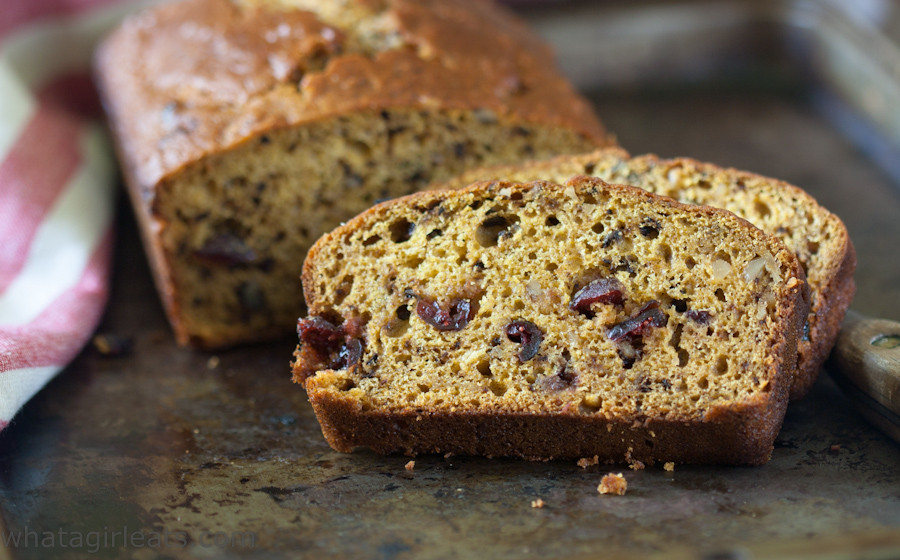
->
[[442, 148, 855, 399], [93, 0, 611, 348], [292, 178, 809, 465]]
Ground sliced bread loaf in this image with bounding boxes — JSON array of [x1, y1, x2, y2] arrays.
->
[[292, 178, 808, 465], [94, 0, 611, 348], [441, 148, 855, 399]]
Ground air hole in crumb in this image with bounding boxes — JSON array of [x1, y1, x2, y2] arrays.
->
[[754, 199, 771, 218], [715, 289, 726, 302], [362, 235, 381, 246], [807, 240, 820, 255], [592, 222, 604, 234], [698, 377, 709, 389], [716, 355, 728, 375], [659, 243, 672, 264], [545, 216, 560, 227], [714, 251, 732, 264], [390, 218, 415, 242], [579, 395, 602, 414], [417, 383, 430, 393], [427, 229, 443, 240], [396, 305, 411, 321], [489, 380, 507, 396], [404, 255, 424, 268], [513, 300, 525, 311], [476, 358, 492, 377], [475, 215, 517, 247], [669, 323, 683, 347], [338, 378, 356, 391], [677, 349, 690, 367], [685, 256, 697, 269], [546, 262, 558, 272], [333, 276, 354, 305]]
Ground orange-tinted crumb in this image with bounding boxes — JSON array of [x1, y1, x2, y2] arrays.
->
[[405, 460, 415, 471], [531, 498, 545, 508], [577, 455, 599, 469], [664, 462, 675, 472], [598, 473, 627, 495]]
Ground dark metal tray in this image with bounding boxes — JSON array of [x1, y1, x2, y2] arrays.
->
[[2, 1, 900, 558]]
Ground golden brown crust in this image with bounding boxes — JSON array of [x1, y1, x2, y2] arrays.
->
[[295, 178, 808, 464], [305, 388, 779, 465], [94, 0, 608, 197], [436, 148, 854, 399]]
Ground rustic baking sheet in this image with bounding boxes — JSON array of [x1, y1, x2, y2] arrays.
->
[[2, 1, 900, 558]]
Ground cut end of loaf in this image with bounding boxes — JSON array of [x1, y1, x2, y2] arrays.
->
[[293, 178, 808, 464], [151, 109, 599, 348]]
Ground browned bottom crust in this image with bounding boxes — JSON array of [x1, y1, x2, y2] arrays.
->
[[305, 386, 785, 466]]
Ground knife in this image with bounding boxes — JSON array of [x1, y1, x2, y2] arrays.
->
[[829, 310, 900, 444]]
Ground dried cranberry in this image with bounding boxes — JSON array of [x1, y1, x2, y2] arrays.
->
[[505, 320, 543, 361], [684, 310, 712, 324], [608, 301, 667, 342], [333, 337, 363, 370], [416, 298, 475, 331], [297, 317, 343, 351], [570, 278, 625, 317], [194, 233, 256, 266], [297, 316, 363, 371]]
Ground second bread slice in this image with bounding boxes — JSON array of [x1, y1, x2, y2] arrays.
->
[[441, 148, 855, 399], [293, 178, 808, 465]]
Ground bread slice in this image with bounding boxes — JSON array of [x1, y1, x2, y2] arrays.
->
[[292, 178, 808, 465], [441, 148, 855, 400], [93, 0, 611, 348]]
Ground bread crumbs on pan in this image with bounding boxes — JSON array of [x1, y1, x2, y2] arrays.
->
[[598, 473, 627, 496], [577, 455, 599, 469], [404, 460, 415, 471], [664, 462, 675, 472], [531, 498, 546, 508]]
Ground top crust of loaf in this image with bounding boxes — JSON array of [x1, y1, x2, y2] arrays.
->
[[93, 0, 609, 196], [294, 178, 809, 463], [438, 148, 856, 399]]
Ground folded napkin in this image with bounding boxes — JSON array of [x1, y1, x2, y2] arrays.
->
[[0, 0, 146, 431]]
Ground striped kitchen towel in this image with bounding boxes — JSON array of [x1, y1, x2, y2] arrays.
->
[[0, 0, 149, 431]]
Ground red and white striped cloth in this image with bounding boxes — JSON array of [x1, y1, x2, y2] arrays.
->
[[0, 0, 150, 431]]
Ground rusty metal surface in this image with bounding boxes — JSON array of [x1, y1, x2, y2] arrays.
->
[[0, 87, 898, 560], [3, 1, 900, 556]]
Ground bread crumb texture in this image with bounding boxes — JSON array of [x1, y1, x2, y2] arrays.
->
[[441, 148, 856, 400], [294, 178, 807, 464]]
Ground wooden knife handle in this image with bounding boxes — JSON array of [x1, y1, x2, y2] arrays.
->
[[830, 310, 900, 442]]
